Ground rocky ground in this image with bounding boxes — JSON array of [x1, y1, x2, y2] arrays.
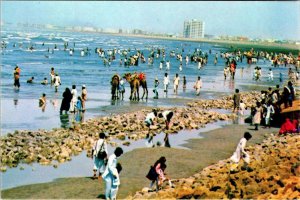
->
[[130, 133, 300, 199], [0, 91, 260, 171]]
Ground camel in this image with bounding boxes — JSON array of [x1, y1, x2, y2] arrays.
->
[[111, 74, 120, 100], [123, 72, 148, 101]]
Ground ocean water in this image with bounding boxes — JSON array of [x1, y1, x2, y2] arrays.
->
[[0, 29, 293, 189], [1, 29, 290, 134]]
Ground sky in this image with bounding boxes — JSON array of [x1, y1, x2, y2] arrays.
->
[[2, 1, 300, 40]]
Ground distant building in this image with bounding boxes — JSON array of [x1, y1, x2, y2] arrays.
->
[[183, 19, 205, 39]]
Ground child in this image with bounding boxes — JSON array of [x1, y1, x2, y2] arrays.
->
[[239, 100, 246, 116], [230, 132, 252, 172], [153, 78, 159, 99], [75, 96, 83, 112]]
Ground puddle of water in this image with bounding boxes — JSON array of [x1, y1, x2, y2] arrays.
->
[[1, 120, 232, 190]]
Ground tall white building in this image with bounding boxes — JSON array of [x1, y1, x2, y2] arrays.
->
[[183, 19, 205, 39]]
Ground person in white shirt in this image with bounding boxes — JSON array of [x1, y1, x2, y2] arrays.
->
[[239, 100, 246, 116], [163, 73, 170, 96], [102, 147, 124, 200], [145, 109, 158, 129], [230, 132, 252, 172], [166, 60, 170, 70], [91, 132, 108, 179], [194, 76, 202, 96], [158, 110, 174, 130], [263, 102, 275, 128], [173, 73, 180, 95], [159, 61, 163, 70], [268, 68, 274, 81], [70, 85, 77, 113], [53, 73, 61, 92]]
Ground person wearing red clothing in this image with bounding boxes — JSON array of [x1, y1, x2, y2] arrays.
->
[[279, 118, 296, 135]]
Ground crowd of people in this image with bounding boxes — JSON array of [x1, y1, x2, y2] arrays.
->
[[6, 39, 300, 199]]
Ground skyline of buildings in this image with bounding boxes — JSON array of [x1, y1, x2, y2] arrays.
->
[[1, 21, 299, 45], [183, 19, 205, 39]]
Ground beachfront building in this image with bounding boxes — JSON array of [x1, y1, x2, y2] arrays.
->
[[183, 19, 205, 39]]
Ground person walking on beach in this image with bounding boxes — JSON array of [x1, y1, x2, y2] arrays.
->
[[163, 73, 170, 97], [102, 147, 123, 200], [53, 73, 61, 92], [263, 101, 275, 128], [173, 73, 180, 95], [92, 132, 108, 179], [230, 132, 252, 172], [282, 81, 295, 108], [158, 110, 174, 130], [193, 76, 202, 96], [253, 101, 263, 130], [233, 89, 241, 113], [81, 85, 87, 112], [70, 85, 78, 113], [60, 88, 72, 115]]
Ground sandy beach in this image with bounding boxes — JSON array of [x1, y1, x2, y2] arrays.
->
[[2, 124, 280, 199]]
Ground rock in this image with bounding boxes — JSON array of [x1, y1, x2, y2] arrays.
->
[[122, 141, 130, 146]]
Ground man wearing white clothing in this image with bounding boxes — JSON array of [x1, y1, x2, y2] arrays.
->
[[194, 76, 202, 96], [70, 85, 77, 113], [102, 147, 123, 200], [230, 132, 252, 172], [173, 73, 180, 95], [163, 73, 170, 96], [91, 132, 108, 179]]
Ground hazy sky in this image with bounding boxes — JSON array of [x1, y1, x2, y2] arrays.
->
[[2, 1, 300, 40]]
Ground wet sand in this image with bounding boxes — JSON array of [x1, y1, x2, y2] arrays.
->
[[2, 124, 279, 199]]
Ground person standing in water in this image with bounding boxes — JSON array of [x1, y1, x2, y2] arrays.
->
[[183, 76, 187, 92], [53, 73, 61, 92], [194, 76, 202, 96], [81, 85, 87, 112], [50, 67, 55, 85], [70, 85, 78, 113], [163, 73, 170, 97], [173, 73, 180, 95]]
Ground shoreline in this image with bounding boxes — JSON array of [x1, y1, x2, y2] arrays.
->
[[2, 124, 279, 199], [62, 30, 300, 51]]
